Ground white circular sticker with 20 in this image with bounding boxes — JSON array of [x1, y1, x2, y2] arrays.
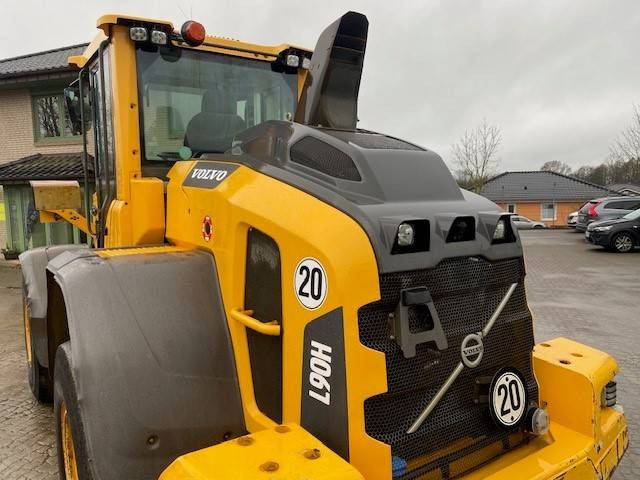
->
[[294, 258, 328, 310], [491, 371, 526, 427]]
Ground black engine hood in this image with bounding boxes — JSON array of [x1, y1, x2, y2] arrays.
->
[[215, 121, 522, 273]]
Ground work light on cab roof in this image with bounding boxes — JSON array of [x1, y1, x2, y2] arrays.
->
[[128, 20, 205, 47]]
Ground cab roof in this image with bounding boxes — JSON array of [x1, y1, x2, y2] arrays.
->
[[69, 13, 311, 68]]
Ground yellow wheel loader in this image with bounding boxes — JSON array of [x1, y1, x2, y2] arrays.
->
[[19, 11, 627, 480]]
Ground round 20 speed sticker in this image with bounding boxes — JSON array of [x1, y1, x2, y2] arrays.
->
[[489, 368, 528, 429], [294, 258, 328, 310]]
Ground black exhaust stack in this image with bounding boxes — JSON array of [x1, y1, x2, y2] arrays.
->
[[295, 12, 368, 130]]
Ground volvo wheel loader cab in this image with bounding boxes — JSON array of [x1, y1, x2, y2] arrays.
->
[[19, 11, 627, 480]]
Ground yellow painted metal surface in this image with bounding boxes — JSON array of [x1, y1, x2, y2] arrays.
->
[[159, 424, 363, 480], [166, 160, 391, 478], [30, 180, 81, 211], [39, 209, 94, 242], [534, 338, 618, 437], [23, 300, 32, 365], [60, 402, 79, 480], [231, 308, 281, 336], [459, 338, 628, 480], [105, 179, 165, 247], [95, 13, 310, 60], [95, 245, 188, 258], [97, 14, 174, 33]]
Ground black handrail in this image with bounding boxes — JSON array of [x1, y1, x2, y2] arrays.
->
[[77, 68, 95, 238], [97, 40, 111, 247]]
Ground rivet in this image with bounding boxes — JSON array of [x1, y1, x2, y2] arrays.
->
[[275, 425, 290, 433], [303, 448, 321, 460], [222, 431, 232, 441], [237, 436, 254, 446], [260, 461, 279, 472]]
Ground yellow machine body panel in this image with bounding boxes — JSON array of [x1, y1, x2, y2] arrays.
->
[[165, 160, 392, 478], [159, 424, 364, 480], [158, 336, 627, 480]]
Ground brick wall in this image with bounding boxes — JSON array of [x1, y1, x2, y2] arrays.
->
[[0, 89, 82, 165], [0, 88, 82, 253], [496, 201, 585, 226]]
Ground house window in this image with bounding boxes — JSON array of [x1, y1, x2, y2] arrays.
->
[[507, 204, 516, 213], [541, 202, 556, 220], [32, 93, 81, 143]]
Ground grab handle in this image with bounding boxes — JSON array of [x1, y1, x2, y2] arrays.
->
[[231, 308, 281, 336]]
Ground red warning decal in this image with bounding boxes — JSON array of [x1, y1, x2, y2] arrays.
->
[[202, 215, 213, 242]]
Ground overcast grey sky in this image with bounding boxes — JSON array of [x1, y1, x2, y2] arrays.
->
[[2, 0, 639, 171]]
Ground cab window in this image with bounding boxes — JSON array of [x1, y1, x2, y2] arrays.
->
[[136, 47, 297, 162]]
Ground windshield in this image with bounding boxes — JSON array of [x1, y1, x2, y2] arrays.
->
[[623, 208, 640, 220], [136, 47, 297, 161]]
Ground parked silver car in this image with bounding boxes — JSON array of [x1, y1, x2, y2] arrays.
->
[[567, 211, 578, 227], [575, 196, 640, 232], [511, 215, 546, 230]]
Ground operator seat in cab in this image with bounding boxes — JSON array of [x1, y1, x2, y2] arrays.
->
[[184, 87, 245, 154]]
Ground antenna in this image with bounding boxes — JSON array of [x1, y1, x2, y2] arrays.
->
[[177, 3, 188, 20]]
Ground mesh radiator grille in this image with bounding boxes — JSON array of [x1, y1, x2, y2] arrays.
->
[[359, 256, 537, 479]]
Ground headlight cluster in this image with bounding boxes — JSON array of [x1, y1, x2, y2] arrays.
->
[[392, 220, 430, 254], [493, 219, 506, 240], [593, 225, 613, 232], [397, 223, 414, 247]]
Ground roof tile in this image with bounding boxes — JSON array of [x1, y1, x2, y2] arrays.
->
[[0, 152, 93, 182], [0, 44, 88, 78], [481, 171, 616, 202]]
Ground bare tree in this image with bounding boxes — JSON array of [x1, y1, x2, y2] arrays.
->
[[451, 119, 502, 192], [609, 104, 640, 163], [540, 160, 572, 176]]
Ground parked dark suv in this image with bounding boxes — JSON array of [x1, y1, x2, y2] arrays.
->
[[586, 208, 640, 252], [575, 196, 640, 232]]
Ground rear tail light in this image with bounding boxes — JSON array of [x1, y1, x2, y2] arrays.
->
[[588, 201, 601, 218], [602, 380, 617, 407]]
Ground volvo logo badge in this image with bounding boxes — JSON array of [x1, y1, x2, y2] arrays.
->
[[461, 333, 484, 368], [406, 283, 518, 434]]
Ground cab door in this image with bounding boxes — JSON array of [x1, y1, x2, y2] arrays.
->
[[88, 46, 116, 247]]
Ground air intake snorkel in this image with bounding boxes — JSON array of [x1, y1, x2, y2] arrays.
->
[[295, 11, 368, 130]]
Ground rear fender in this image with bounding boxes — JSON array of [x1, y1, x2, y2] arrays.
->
[[46, 248, 245, 480], [19, 244, 88, 368]]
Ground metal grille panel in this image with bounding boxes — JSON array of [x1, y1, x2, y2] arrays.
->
[[359, 257, 537, 478], [290, 136, 361, 181]]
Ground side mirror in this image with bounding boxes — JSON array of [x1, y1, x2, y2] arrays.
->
[[64, 84, 91, 135]]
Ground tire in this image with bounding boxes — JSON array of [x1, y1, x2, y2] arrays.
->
[[54, 342, 94, 480], [533, 225, 544, 230], [611, 232, 635, 253], [23, 296, 52, 403]]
